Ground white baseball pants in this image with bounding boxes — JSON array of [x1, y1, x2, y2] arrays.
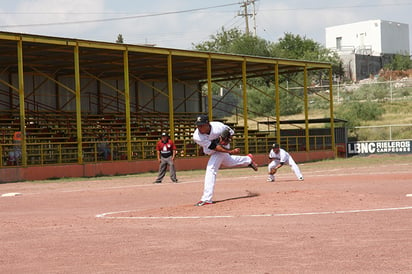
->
[[267, 157, 303, 181], [200, 152, 252, 202]]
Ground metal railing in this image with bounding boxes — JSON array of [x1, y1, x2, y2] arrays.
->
[[352, 124, 412, 141], [1, 134, 335, 167]]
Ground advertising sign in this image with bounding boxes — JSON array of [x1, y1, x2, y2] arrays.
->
[[347, 140, 412, 157]]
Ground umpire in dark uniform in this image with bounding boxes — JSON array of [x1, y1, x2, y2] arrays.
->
[[154, 132, 178, 183]]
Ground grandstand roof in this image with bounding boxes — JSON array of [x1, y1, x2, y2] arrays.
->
[[0, 31, 331, 82]]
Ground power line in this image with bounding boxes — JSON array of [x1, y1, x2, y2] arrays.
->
[[2, 1, 410, 16], [262, 2, 412, 12], [238, 0, 258, 36], [0, 2, 239, 28], [0, 10, 236, 15], [1, 1, 410, 31]]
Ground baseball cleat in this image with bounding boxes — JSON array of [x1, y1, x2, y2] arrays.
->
[[266, 178, 274, 182], [153, 181, 162, 184], [194, 200, 213, 206], [247, 154, 258, 171]]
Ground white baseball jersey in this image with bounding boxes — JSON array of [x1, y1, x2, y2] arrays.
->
[[193, 121, 251, 202], [267, 148, 303, 181], [193, 121, 234, 155], [269, 148, 290, 163]]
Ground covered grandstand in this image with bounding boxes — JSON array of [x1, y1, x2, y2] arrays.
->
[[0, 31, 336, 181]]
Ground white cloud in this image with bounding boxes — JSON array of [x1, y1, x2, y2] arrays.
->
[[97, 7, 233, 48], [256, 0, 411, 48], [0, 0, 410, 52], [1, 0, 105, 38]]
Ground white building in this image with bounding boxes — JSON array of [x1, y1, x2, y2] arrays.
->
[[326, 20, 410, 81]]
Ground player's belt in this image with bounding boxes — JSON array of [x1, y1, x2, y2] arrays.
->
[[161, 152, 172, 158]]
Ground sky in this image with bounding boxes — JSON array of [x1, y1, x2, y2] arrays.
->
[[0, 0, 411, 52]]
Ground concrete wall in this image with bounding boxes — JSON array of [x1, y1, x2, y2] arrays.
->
[[1, 73, 201, 113], [0, 151, 335, 183], [326, 20, 382, 55], [326, 20, 410, 56], [380, 20, 410, 54]]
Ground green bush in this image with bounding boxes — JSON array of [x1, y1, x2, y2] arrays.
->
[[335, 101, 385, 128], [344, 83, 390, 101], [247, 85, 303, 117], [400, 89, 410, 97]]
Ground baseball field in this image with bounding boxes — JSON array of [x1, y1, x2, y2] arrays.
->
[[1, 154, 411, 273]]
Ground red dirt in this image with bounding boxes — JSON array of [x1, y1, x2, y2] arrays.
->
[[1, 159, 411, 273]]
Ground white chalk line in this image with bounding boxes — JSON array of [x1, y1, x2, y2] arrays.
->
[[60, 169, 412, 194], [95, 205, 412, 220]]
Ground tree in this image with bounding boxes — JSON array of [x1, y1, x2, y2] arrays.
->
[[384, 54, 412, 70], [247, 85, 303, 117], [194, 29, 342, 74], [116, 34, 124, 44], [270, 33, 344, 80], [193, 27, 243, 53], [334, 101, 385, 128], [193, 29, 342, 117], [269, 33, 326, 60], [193, 27, 271, 57]]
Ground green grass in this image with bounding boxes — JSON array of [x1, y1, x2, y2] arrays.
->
[[238, 96, 412, 139], [379, 101, 412, 125]]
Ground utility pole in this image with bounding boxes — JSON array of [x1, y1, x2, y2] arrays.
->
[[238, 0, 257, 36]]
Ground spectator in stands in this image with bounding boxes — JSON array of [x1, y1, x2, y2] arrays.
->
[[8, 131, 22, 165], [97, 134, 111, 160], [153, 132, 178, 183]]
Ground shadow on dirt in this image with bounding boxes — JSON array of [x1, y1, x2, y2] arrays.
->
[[214, 190, 260, 204]]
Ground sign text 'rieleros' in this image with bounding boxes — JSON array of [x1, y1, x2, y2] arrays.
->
[[347, 140, 411, 156]]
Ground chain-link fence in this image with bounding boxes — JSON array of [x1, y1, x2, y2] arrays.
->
[[333, 78, 412, 104]]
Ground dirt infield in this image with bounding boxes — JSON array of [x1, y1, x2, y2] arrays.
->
[[1, 155, 412, 273]]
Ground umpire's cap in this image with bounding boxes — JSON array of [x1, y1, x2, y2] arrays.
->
[[195, 114, 209, 126], [272, 143, 280, 148]]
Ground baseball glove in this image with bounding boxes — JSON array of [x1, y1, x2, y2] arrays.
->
[[269, 167, 278, 175], [219, 128, 232, 145]]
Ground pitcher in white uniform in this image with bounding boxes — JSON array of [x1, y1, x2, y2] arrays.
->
[[267, 143, 304, 182], [193, 114, 258, 206]]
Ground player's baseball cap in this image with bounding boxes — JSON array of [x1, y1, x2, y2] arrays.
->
[[195, 114, 209, 126], [273, 143, 280, 148], [161, 132, 169, 137]]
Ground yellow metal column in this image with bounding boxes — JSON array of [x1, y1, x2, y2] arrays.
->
[[242, 60, 249, 153], [275, 63, 280, 144], [124, 49, 132, 159], [167, 53, 175, 140], [303, 66, 310, 152], [329, 68, 336, 157], [17, 38, 27, 166], [206, 57, 213, 120], [74, 43, 83, 164]]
